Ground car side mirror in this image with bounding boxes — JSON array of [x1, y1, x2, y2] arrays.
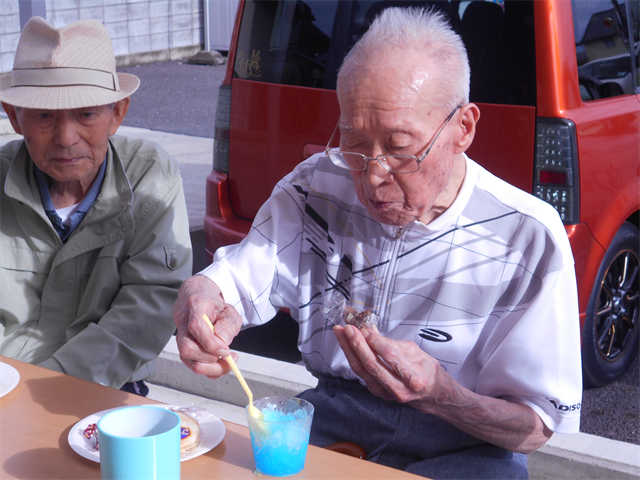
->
[[598, 82, 625, 98]]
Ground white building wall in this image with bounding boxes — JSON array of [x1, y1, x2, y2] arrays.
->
[[0, 0, 206, 73], [0, 1, 22, 73]]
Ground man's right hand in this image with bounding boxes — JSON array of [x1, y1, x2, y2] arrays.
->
[[172, 275, 243, 379]]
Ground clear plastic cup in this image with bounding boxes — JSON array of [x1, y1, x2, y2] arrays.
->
[[246, 396, 314, 477]]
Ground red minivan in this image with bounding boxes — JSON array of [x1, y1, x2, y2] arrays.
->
[[205, 0, 640, 388]]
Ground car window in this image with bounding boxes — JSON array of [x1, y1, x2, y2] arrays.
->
[[455, 0, 536, 106], [573, 0, 639, 101], [233, 0, 536, 107], [631, 1, 640, 90]]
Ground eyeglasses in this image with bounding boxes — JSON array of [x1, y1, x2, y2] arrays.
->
[[325, 105, 461, 174]]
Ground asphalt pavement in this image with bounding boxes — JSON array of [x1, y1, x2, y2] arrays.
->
[[119, 59, 226, 138], [3, 57, 637, 446]]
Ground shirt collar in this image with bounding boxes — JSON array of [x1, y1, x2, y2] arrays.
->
[[34, 158, 107, 241]]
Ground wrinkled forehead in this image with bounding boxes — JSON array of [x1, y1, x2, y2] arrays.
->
[[337, 50, 439, 116]]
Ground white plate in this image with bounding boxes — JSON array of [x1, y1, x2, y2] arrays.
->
[[68, 404, 226, 462], [0, 362, 20, 397]]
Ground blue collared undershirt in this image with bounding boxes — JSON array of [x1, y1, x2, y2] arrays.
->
[[34, 158, 107, 242]]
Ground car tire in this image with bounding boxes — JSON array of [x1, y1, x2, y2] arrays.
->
[[582, 221, 640, 389]]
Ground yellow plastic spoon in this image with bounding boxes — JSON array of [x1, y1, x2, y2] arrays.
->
[[201, 314, 264, 420]]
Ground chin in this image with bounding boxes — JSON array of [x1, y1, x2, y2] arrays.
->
[[367, 209, 406, 227]]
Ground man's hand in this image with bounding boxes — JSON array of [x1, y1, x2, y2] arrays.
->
[[334, 325, 552, 454], [172, 275, 243, 379], [334, 324, 442, 403]]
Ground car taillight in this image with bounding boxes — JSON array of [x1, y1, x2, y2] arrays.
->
[[533, 119, 580, 224], [213, 84, 231, 174]]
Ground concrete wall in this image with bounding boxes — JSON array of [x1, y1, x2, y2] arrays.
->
[[0, 1, 21, 73], [0, 0, 205, 73]]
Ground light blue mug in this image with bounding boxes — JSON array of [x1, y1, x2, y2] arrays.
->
[[97, 406, 181, 480]]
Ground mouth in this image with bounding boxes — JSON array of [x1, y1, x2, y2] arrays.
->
[[51, 157, 83, 164], [369, 199, 393, 210]]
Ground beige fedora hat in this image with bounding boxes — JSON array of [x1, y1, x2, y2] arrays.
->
[[0, 16, 139, 109]]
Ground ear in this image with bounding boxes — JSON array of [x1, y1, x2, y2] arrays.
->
[[2, 102, 23, 135], [453, 103, 480, 154], [108, 97, 130, 136]]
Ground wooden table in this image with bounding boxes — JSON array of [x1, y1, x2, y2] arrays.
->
[[0, 357, 423, 479]]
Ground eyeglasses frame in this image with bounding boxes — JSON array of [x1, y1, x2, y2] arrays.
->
[[325, 104, 462, 174]]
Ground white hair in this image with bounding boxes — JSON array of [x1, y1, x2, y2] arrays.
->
[[337, 7, 470, 112]]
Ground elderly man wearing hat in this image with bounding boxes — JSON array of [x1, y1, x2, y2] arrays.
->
[[0, 17, 192, 395]]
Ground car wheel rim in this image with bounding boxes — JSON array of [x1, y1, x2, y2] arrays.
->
[[595, 249, 639, 362]]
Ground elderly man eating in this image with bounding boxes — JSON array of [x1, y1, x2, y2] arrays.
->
[[0, 17, 192, 395], [172, 7, 582, 479]]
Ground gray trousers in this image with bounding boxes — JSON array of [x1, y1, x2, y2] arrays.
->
[[298, 376, 528, 480]]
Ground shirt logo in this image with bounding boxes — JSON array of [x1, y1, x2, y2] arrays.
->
[[546, 398, 581, 412], [419, 328, 452, 343]]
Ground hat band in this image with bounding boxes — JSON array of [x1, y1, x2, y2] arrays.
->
[[10, 67, 120, 91]]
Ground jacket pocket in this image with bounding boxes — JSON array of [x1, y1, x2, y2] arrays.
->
[[0, 245, 56, 272], [164, 245, 179, 270]]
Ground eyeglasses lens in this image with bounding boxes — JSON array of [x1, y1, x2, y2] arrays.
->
[[382, 156, 419, 173], [328, 151, 418, 174]]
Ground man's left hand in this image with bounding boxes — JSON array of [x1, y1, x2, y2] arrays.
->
[[333, 324, 443, 406], [334, 324, 553, 454]]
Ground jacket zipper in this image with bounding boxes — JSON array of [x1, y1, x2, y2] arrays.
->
[[378, 226, 404, 321]]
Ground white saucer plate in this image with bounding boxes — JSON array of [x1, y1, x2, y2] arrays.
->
[[0, 362, 20, 397], [68, 404, 226, 462]]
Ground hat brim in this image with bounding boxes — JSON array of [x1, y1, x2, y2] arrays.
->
[[0, 72, 140, 109]]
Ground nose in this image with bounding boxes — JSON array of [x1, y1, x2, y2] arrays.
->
[[364, 156, 392, 187], [359, 144, 393, 186], [53, 112, 80, 148]]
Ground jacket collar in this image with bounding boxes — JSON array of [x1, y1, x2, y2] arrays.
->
[[4, 141, 42, 210], [82, 138, 134, 222]]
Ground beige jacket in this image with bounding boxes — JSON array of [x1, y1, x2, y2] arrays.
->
[[0, 135, 192, 388]]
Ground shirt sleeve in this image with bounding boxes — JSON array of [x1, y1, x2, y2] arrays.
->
[[474, 255, 583, 434], [199, 158, 316, 326]]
